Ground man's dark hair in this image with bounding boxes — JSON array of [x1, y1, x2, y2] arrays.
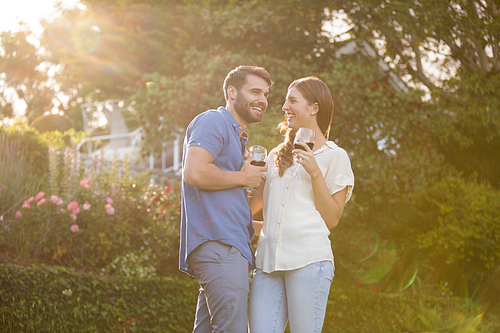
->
[[223, 66, 273, 100]]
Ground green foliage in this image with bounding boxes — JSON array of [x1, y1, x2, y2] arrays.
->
[[327, 0, 500, 187], [129, 46, 317, 156], [323, 54, 444, 205], [0, 122, 49, 180], [1, 145, 181, 276], [332, 173, 500, 300], [405, 175, 500, 286], [2, 263, 498, 333], [320, 286, 497, 333], [38, 2, 187, 128], [33, 0, 336, 129], [0, 263, 198, 332], [0, 29, 56, 122], [0, 123, 48, 220], [178, 0, 334, 61], [2, 0, 498, 320]]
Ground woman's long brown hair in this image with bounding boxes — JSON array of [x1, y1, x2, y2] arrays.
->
[[274, 77, 334, 177]]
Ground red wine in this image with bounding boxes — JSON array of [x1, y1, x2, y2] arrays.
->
[[251, 160, 266, 167], [294, 142, 314, 151]]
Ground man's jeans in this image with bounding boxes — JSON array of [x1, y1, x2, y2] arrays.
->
[[249, 261, 334, 333], [188, 241, 250, 333]]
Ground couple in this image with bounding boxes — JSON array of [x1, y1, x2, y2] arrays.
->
[[180, 66, 354, 333]]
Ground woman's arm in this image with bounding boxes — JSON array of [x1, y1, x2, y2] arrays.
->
[[294, 142, 348, 229], [310, 174, 348, 229], [248, 179, 266, 216]]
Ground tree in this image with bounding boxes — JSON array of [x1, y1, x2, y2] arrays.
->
[[0, 28, 56, 123], [129, 45, 318, 157], [327, 0, 500, 187], [38, 2, 185, 129], [37, 0, 338, 130]]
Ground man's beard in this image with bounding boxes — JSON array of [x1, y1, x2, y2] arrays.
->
[[234, 93, 264, 124]]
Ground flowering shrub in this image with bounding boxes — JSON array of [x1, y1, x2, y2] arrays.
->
[[1, 146, 181, 276]]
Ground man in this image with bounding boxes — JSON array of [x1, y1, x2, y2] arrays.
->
[[180, 66, 273, 332]]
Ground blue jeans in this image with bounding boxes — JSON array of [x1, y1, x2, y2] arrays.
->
[[249, 261, 334, 333], [188, 241, 250, 333]]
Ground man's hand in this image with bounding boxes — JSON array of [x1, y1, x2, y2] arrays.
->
[[240, 153, 267, 189]]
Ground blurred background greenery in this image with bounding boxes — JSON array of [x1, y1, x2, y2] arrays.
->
[[1, 0, 499, 331]]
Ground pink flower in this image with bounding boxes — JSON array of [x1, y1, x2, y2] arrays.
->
[[35, 192, 45, 201], [51, 195, 64, 206], [15, 211, 22, 219], [70, 213, 77, 221], [106, 197, 113, 204], [79, 178, 91, 190], [67, 201, 80, 215], [165, 187, 172, 193], [105, 204, 115, 215], [22, 200, 31, 209], [83, 201, 91, 210], [28, 197, 35, 203], [0, 215, 3, 221], [70, 224, 79, 232], [37, 198, 46, 206]]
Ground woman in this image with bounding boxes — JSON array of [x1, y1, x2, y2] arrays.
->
[[248, 76, 354, 332]]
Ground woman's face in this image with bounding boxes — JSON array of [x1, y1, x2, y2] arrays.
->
[[282, 87, 316, 130]]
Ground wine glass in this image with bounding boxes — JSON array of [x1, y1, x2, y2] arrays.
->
[[290, 128, 315, 178], [294, 127, 316, 152], [244, 145, 267, 197]]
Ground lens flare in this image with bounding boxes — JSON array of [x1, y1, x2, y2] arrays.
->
[[147, 82, 159, 94], [399, 260, 419, 291], [73, 22, 102, 54], [358, 240, 397, 285]]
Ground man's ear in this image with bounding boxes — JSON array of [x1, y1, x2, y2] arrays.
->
[[227, 85, 237, 99]]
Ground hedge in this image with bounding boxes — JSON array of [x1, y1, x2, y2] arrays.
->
[[1, 264, 497, 332], [0, 264, 198, 332]]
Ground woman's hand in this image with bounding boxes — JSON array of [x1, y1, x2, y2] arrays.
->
[[292, 142, 321, 177]]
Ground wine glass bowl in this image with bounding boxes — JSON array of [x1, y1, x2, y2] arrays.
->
[[294, 128, 316, 151], [289, 128, 316, 179], [249, 145, 267, 167], [245, 145, 267, 197]]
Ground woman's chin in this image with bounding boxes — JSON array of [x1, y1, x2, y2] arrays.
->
[[287, 120, 298, 129]]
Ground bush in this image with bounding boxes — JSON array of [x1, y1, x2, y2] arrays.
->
[[0, 123, 48, 220], [0, 263, 198, 332], [403, 175, 500, 295], [1, 263, 498, 333], [0, 122, 87, 220], [1, 145, 181, 277]]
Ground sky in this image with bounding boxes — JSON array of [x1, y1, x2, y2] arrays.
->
[[0, 0, 82, 35]]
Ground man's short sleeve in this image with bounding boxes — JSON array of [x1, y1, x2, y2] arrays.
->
[[187, 111, 225, 160]]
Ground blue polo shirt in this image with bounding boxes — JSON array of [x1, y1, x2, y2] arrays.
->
[[179, 107, 255, 277]]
